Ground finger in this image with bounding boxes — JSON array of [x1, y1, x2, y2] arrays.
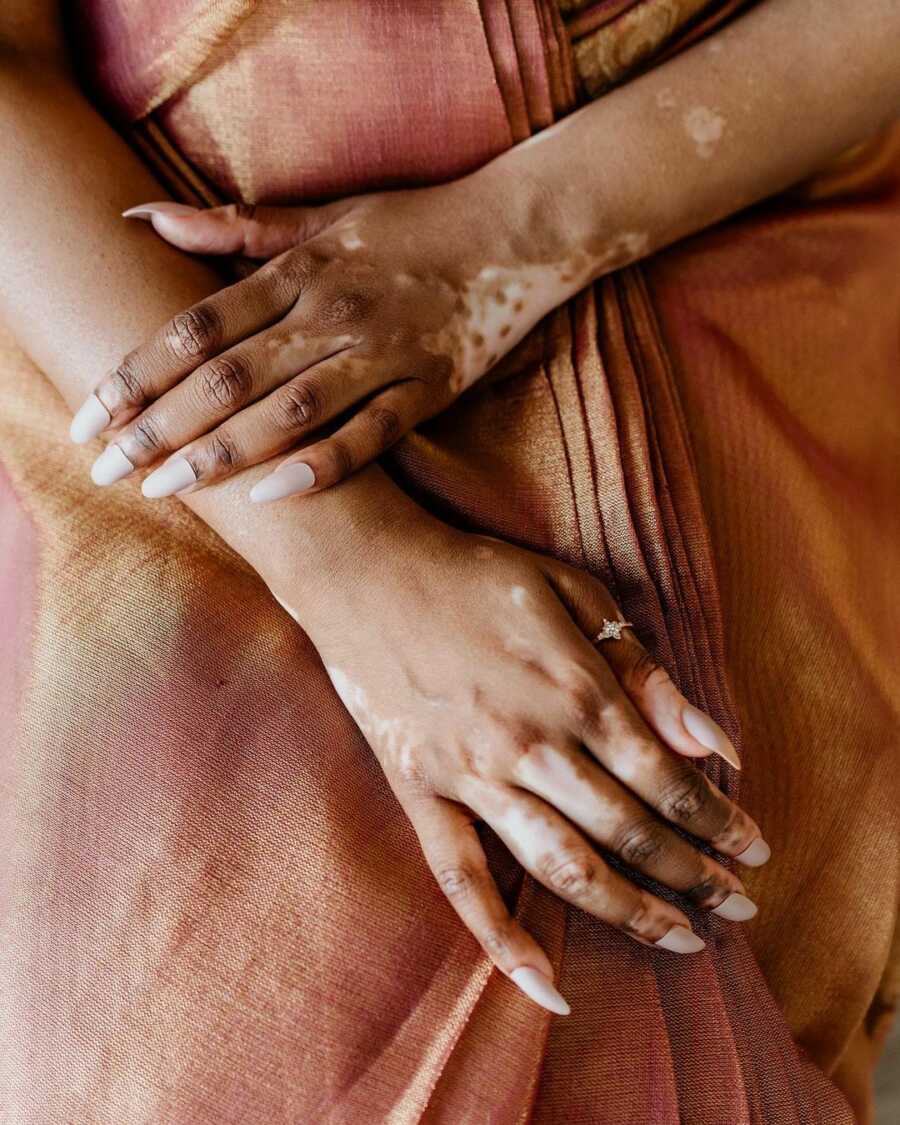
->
[[247, 380, 435, 503], [70, 261, 300, 445], [521, 567, 770, 868], [139, 355, 408, 497], [98, 328, 361, 488], [568, 671, 768, 868], [510, 740, 757, 921], [539, 556, 741, 770], [404, 795, 570, 1015], [465, 785, 706, 954], [122, 201, 325, 258]]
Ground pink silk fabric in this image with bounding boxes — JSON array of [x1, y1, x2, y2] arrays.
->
[[1, 1, 897, 1121]]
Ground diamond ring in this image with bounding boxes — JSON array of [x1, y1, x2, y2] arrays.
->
[[594, 619, 633, 643]]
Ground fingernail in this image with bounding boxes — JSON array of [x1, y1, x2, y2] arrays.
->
[[655, 925, 706, 953], [249, 462, 316, 503], [510, 967, 571, 1015], [711, 891, 758, 921], [70, 394, 111, 444], [122, 202, 199, 221], [735, 837, 771, 867], [142, 456, 197, 499], [90, 445, 134, 486], [682, 703, 741, 770]]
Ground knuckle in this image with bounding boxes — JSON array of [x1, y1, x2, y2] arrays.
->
[[110, 355, 146, 407], [614, 818, 668, 868], [272, 381, 323, 432], [325, 437, 355, 482], [435, 864, 482, 902], [131, 413, 166, 454], [539, 851, 597, 898], [279, 248, 319, 290], [559, 663, 605, 730], [509, 722, 548, 766], [620, 895, 652, 939], [658, 764, 711, 826], [711, 807, 751, 852], [206, 430, 242, 472], [368, 406, 402, 447], [200, 354, 253, 409], [684, 873, 726, 906], [481, 920, 516, 960], [168, 304, 221, 360]]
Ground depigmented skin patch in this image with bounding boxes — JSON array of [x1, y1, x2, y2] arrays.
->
[[493, 801, 565, 871], [263, 173, 657, 405], [683, 105, 726, 159], [417, 234, 647, 394], [308, 528, 755, 947], [656, 87, 677, 111], [327, 665, 428, 790]]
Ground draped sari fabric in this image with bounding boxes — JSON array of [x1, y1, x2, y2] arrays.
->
[[1, 1, 897, 1120]]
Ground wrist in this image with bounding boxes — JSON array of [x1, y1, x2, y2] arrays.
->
[[463, 126, 606, 311], [470, 103, 665, 295], [260, 465, 451, 635]]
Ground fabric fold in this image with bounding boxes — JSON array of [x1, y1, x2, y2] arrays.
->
[[1, 1, 896, 1121]]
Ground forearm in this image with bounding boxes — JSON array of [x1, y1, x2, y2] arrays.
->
[[0, 57, 425, 615], [476, 0, 900, 291]]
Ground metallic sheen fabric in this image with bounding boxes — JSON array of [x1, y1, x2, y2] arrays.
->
[[1, 1, 897, 1120]]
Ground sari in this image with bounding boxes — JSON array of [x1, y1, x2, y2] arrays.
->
[[1, 1, 898, 1120]]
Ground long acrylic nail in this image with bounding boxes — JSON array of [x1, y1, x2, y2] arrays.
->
[[70, 394, 111, 444], [711, 892, 758, 921], [735, 837, 771, 867], [249, 462, 315, 503], [122, 202, 199, 221], [682, 704, 741, 770], [655, 925, 706, 953], [142, 456, 197, 499], [90, 445, 134, 486], [510, 967, 570, 1015]]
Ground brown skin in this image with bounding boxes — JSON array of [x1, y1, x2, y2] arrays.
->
[[0, 47, 747, 1001], [74, 0, 900, 501], [304, 529, 762, 962], [82, 185, 537, 494], [3, 0, 899, 1006]]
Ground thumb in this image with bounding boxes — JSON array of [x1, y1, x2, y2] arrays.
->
[[538, 554, 742, 772], [122, 200, 324, 258]]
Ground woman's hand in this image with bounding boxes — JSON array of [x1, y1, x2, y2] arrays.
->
[[70, 175, 580, 502], [285, 516, 768, 1015]]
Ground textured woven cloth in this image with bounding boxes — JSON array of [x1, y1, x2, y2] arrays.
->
[[1, 1, 898, 1120]]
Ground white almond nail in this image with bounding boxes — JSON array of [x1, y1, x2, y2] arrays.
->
[[142, 456, 197, 499], [249, 462, 316, 503], [70, 394, 111, 444], [711, 892, 758, 921], [122, 202, 199, 220], [510, 967, 570, 1015], [735, 837, 771, 867], [90, 445, 134, 486], [655, 925, 706, 953], [682, 704, 741, 770]]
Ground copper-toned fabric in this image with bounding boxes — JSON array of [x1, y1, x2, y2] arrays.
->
[[1, 1, 897, 1121]]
